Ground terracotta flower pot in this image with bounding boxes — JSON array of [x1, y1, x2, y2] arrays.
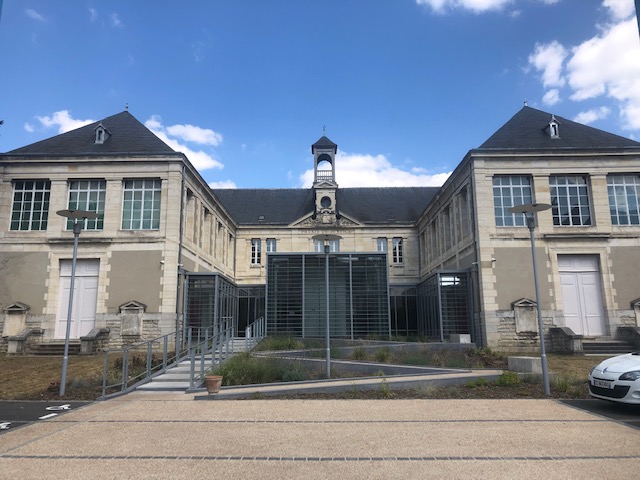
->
[[205, 375, 223, 394]]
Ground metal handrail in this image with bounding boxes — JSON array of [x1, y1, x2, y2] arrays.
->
[[99, 326, 213, 399], [187, 320, 235, 390], [245, 316, 266, 351]]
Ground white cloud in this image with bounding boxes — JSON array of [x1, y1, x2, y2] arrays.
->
[[25, 9, 46, 22], [209, 180, 237, 189], [527, 3, 640, 131], [603, 0, 635, 20], [145, 115, 224, 171], [110, 12, 123, 28], [89, 8, 98, 22], [24, 123, 35, 133], [566, 17, 640, 129], [528, 41, 567, 88], [573, 106, 612, 125], [415, 0, 513, 14], [36, 110, 95, 133], [542, 89, 561, 106], [299, 151, 451, 188], [166, 124, 223, 146]]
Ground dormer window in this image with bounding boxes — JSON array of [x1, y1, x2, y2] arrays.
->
[[546, 115, 560, 139], [94, 123, 109, 144]]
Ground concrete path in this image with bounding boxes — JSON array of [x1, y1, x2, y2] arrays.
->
[[0, 391, 638, 479]]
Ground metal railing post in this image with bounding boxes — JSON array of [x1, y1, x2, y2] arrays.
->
[[122, 349, 129, 393], [102, 352, 109, 398], [163, 335, 168, 370], [189, 345, 196, 390], [146, 342, 153, 379]]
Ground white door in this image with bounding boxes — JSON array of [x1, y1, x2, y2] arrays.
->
[[55, 259, 99, 339], [558, 255, 606, 337]]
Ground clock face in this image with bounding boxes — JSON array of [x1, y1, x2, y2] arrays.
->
[[321, 196, 332, 208]]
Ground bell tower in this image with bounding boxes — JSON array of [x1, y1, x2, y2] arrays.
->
[[311, 135, 338, 222]]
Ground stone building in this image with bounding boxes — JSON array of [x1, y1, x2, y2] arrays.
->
[[1, 105, 639, 354]]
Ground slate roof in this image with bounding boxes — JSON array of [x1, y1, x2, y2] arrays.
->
[[311, 135, 337, 153], [5, 111, 176, 156], [212, 187, 439, 225], [479, 106, 640, 151]]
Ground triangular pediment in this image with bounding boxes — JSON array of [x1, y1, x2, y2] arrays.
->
[[119, 300, 147, 313], [512, 298, 537, 309], [290, 211, 362, 228], [3, 302, 30, 314], [314, 180, 338, 188]]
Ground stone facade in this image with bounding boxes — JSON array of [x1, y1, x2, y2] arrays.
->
[[2, 107, 640, 353]]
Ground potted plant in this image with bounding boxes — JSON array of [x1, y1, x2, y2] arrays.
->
[[204, 371, 223, 394]]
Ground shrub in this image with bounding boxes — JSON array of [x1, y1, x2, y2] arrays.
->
[[281, 363, 309, 382], [213, 353, 282, 385], [466, 377, 488, 388], [379, 379, 394, 398], [373, 347, 391, 363], [351, 347, 368, 361], [256, 336, 304, 351], [495, 370, 520, 386]]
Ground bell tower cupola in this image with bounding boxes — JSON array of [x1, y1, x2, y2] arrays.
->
[[312, 134, 337, 186], [311, 134, 338, 221]]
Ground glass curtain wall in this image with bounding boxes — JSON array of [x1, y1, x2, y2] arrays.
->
[[416, 271, 472, 341], [184, 273, 238, 340], [266, 253, 389, 338], [238, 286, 265, 336], [389, 286, 418, 337]]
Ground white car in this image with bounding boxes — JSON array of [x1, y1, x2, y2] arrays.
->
[[588, 351, 640, 404]]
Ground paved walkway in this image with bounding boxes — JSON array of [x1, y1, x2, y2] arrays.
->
[[0, 389, 638, 479]]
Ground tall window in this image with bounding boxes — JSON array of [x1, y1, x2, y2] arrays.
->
[[457, 187, 471, 238], [266, 238, 277, 253], [608, 174, 640, 225], [67, 180, 105, 230], [493, 176, 532, 227], [122, 179, 161, 230], [11, 180, 51, 231], [392, 237, 403, 264], [377, 237, 388, 253], [313, 239, 339, 252], [251, 239, 261, 264], [550, 175, 592, 226], [443, 206, 453, 251]]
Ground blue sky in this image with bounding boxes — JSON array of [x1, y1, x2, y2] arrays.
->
[[1, 0, 639, 189]]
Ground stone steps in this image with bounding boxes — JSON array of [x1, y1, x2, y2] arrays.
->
[[26, 342, 82, 356], [582, 339, 636, 356], [137, 337, 257, 392]]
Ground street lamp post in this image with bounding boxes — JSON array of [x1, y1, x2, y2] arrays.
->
[[311, 234, 342, 379], [509, 203, 552, 396], [56, 209, 98, 396]]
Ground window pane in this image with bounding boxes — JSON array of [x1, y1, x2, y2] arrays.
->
[[551, 175, 592, 226], [121, 179, 161, 230], [492, 176, 532, 227], [66, 179, 106, 231], [607, 174, 640, 225], [10, 180, 51, 230]]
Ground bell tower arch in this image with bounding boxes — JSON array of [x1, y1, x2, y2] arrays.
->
[[312, 135, 338, 220]]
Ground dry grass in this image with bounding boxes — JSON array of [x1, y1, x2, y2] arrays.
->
[[0, 354, 106, 400], [547, 353, 604, 377], [0, 351, 608, 401]]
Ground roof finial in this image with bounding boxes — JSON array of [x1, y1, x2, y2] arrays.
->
[[323, 125, 326, 136], [524, 99, 528, 107], [125, 103, 129, 111]]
